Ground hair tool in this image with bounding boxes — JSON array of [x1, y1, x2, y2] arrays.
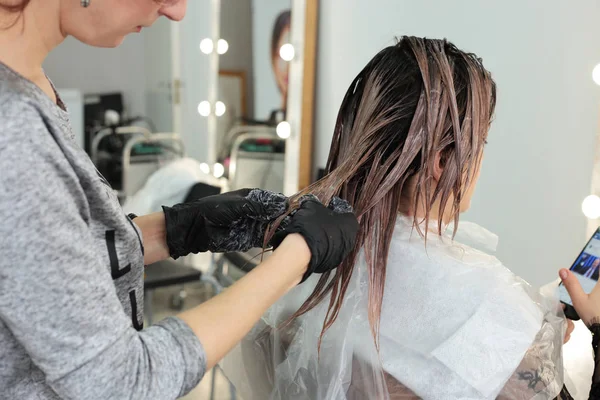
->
[[81, 0, 90, 7]]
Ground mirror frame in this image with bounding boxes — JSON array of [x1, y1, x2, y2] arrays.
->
[[297, 0, 318, 191]]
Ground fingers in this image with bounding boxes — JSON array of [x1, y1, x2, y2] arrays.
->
[[564, 318, 575, 344], [297, 199, 323, 213], [560, 269, 587, 311], [591, 274, 600, 297], [327, 196, 354, 214], [238, 200, 270, 219], [221, 188, 254, 198], [339, 210, 359, 231], [225, 189, 287, 220], [564, 332, 572, 344]]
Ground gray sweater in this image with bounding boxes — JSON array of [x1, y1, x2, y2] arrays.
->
[[0, 62, 206, 399]]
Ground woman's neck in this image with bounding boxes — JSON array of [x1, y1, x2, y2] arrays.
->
[[399, 178, 454, 226], [0, 2, 65, 94]]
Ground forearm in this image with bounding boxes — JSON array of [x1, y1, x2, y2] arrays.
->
[[178, 233, 310, 370], [51, 318, 207, 399], [133, 212, 170, 265]]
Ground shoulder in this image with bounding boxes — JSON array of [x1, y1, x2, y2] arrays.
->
[[0, 72, 33, 106], [0, 91, 71, 188], [0, 87, 48, 134], [0, 69, 51, 125], [381, 225, 544, 398], [0, 86, 58, 159], [385, 219, 541, 331]]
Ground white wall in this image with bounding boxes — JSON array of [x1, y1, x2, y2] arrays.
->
[[43, 35, 146, 117], [315, 0, 600, 286]]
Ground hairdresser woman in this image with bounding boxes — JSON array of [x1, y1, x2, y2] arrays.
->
[[0, 1, 358, 399]]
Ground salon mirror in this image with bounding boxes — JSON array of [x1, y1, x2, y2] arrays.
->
[[216, 0, 318, 195], [204, 0, 318, 281], [43, 0, 316, 199]]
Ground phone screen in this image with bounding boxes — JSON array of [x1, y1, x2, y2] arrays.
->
[[559, 228, 600, 306]]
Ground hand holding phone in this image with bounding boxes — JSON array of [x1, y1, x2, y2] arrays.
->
[[559, 228, 600, 322], [560, 268, 600, 326]]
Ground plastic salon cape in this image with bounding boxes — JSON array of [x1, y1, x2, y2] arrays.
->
[[221, 216, 566, 399]]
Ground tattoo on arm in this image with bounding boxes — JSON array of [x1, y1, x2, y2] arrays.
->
[[516, 368, 544, 392]]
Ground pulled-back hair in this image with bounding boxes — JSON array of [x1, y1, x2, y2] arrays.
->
[[267, 36, 497, 349], [271, 10, 291, 61]]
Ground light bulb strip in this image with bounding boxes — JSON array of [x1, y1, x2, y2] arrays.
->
[[198, 101, 226, 117], [200, 38, 229, 55]]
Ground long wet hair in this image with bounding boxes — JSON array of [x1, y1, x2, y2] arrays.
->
[[268, 36, 496, 348]]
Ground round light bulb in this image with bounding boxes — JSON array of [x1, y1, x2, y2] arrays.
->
[[582, 195, 600, 219], [217, 39, 229, 55], [279, 43, 295, 61], [197, 101, 211, 117], [213, 162, 225, 178], [199, 163, 210, 175], [215, 101, 226, 117], [200, 38, 214, 54], [276, 121, 291, 139], [593, 64, 600, 86]]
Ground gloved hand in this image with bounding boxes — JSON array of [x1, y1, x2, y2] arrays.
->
[[271, 198, 359, 283], [162, 188, 287, 258]]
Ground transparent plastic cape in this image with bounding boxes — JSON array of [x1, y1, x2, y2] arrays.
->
[[221, 216, 566, 400]]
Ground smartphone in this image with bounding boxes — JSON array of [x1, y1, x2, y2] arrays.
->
[[559, 227, 600, 320]]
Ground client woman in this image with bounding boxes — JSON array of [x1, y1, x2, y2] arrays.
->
[[222, 36, 599, 399]]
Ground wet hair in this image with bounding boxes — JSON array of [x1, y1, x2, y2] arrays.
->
[[271, 10, 291, 61], [266, 36, 496, 349]]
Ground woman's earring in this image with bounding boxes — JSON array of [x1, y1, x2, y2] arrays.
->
[[81, 0, 90, 7]]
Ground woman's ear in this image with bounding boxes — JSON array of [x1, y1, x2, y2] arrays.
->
[[432, 150, 445, 182]]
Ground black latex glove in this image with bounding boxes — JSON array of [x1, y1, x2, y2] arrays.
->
[[271, 199, 359, 283], [162, 188, 287, 258]]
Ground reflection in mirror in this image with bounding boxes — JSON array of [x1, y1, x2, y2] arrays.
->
[[269, 8, 292, 117], [217, 0, 293, 194], [211, 0, 318, 290]]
